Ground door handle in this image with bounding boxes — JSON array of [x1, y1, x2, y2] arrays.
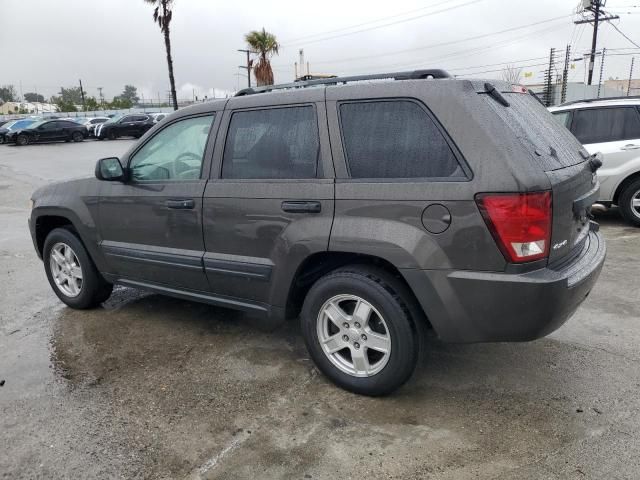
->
[[166, 199, 195, 209], [621, 144, 640, 151], [281, 201, 322, 213]]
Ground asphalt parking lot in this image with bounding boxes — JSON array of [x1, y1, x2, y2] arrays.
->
[[1, 140, 639, 479]]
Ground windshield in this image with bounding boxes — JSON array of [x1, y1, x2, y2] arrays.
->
[[11, 119, 37, 130], [105, 114, 124, 124], [23, 120, 47, 129]]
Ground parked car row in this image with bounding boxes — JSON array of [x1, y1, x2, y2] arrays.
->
[[0, 112, 167, 146]]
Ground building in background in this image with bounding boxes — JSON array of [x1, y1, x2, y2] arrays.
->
[[604, 78, 640, 97], [526, 82, 620, 106], [0, 101, 58, 115]]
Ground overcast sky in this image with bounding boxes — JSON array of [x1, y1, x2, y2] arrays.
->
[[1, 0, 639, 102]]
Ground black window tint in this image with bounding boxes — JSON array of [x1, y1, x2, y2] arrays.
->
[[41, 122, 57, 130], [222, 106, 319, 179], [120, 116, 134, 123], [59, 121, 76, 128], [571, 107, 640, 144], [339, 100, 464, 179]]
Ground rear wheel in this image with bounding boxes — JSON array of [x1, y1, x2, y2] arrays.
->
[[72, 131, 84, 142], [43, 228, 113, 309], [16, 134, 29, 146], [301, 265, 419, 396], [619, 178, 640, 227]]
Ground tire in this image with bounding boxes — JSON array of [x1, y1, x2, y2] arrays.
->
[[16, 134, 29, 146], [301, 265, 419, 396], [43, 227, 113, 309], [72, 131, 84, 142], [108, 130, 117, 140], [619, 178, 640, 227]]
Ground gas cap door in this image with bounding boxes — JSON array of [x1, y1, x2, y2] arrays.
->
[[421, 203, 452, 234]]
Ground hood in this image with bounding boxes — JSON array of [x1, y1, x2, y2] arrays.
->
[[31, 176, 95, 202]]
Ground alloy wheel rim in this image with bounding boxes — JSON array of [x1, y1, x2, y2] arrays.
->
[[632, 189, 640, 220], [49, 242, 83, 297], [316, 294, 391, 378]]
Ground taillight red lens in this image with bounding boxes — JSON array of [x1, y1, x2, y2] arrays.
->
[[476, 192, 552, 263]]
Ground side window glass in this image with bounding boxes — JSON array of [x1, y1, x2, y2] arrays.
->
[[41, 122, 57, 130], [572, 108, 640, 144], [129, 115, 214, 181], [552, 111, 571, 128], [339, 100, 465, 179], [222, 106, 319, 179]]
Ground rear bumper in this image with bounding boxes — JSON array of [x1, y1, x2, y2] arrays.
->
[[402, 227, 606, 343]]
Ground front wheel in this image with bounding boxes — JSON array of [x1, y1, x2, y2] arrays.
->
[[619, 178, 640, 227], [43, 228, 113, 309], [301, 265, 419, 396], [16, 134, 29, 146], [108, 130, 117, 140]]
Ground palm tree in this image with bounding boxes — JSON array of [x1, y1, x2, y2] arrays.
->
[[144, 0, 178, 110], [244, 29, 279, 86]]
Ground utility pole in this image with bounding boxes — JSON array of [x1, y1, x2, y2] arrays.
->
[[78, 79, 86, 111], [597, 47, 606, 98], [574, 0, 619, 85], [237, 49, 252, 88], [97, 87, 104, 108], [628, 57, 636, 96]]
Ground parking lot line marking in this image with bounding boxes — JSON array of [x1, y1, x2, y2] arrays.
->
[[189, 430, 252, 479]]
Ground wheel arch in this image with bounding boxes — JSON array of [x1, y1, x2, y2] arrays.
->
[[613, 170, 640, 205], [34, 213, 78, 257], [283, 251, 431, 330]]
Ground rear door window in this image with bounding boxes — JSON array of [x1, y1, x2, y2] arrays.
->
[[338, 100, 465, 179], [222, 106, 319, 179], [571, 107, 640, 144]]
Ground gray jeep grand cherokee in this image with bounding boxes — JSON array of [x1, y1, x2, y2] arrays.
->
[[29, 70, 606, 396]]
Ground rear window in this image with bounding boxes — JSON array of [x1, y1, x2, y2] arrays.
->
[[483, 93, 586, 171], [571, 107, 640, 144], [339, 100, 464, 179]]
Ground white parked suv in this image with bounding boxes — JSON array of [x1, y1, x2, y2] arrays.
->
[[550, 97, 640, 226]]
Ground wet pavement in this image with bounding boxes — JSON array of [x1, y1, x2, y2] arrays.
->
[[1, 141, 639, 479]]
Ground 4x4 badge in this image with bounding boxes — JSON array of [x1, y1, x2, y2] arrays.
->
[[553, 240, 568, 250]]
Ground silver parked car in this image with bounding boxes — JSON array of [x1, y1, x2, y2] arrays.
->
[[550, 97, 640, 226]]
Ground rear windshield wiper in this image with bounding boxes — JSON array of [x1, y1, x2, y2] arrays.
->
[[484, 82, 510, 107]]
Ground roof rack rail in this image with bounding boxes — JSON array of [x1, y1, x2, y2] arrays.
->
[[558, 95, 640, 106], [235, 69, 453, 96]]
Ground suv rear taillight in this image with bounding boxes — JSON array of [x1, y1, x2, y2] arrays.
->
[[476, 191, 552, 263]]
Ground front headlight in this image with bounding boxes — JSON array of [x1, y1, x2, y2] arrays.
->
[[29, 199, 34, 210]]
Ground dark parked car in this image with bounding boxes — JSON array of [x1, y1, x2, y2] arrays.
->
[[29, 70, 606, 395], [0, 118, 38, 144], [94, 114, 153, 140], [6, 119, 87, 145]]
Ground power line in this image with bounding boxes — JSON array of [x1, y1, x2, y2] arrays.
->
[[315, 22, 569, 76], [281, 0, 485, 47], [280, 0, 461, 45], [607, 20, 640, 48], [275, 14, 572, 69]]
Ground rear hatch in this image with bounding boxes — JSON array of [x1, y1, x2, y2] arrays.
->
[[479, 84, 598, 264]]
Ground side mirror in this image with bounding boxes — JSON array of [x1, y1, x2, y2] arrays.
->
[[95, 157, 125, 181]]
